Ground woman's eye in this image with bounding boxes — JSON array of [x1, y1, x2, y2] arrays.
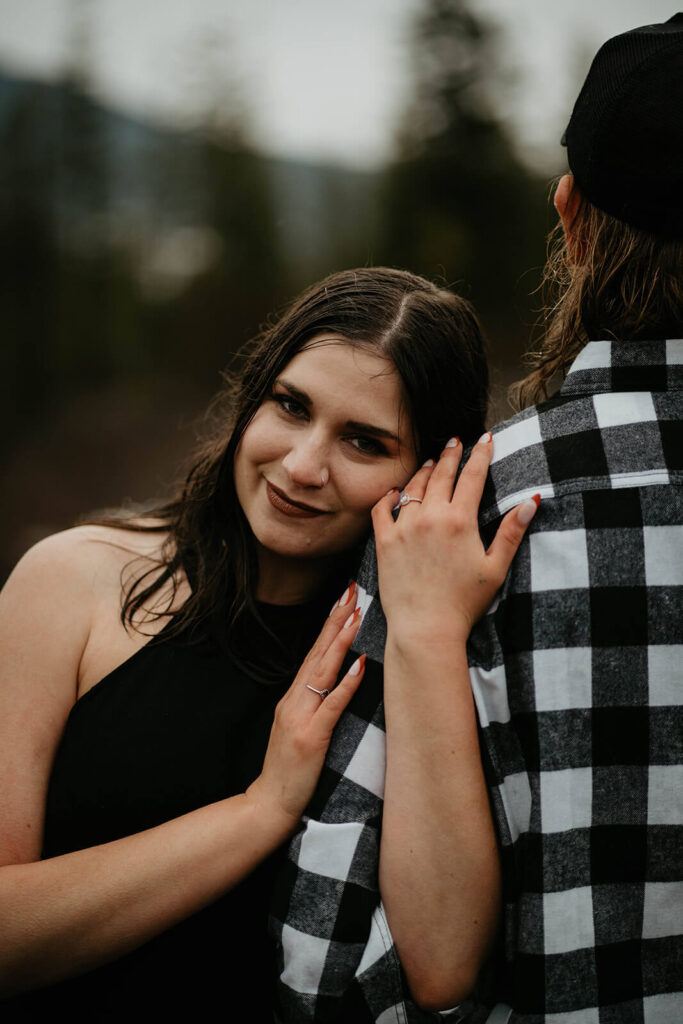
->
[[273, 394, 307, 418], [348, 436, 387, 456]]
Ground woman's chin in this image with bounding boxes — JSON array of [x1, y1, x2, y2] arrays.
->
[[250, 511, 368, 567]]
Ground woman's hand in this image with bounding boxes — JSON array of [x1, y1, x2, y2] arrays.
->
[[375, 434, 538, 1008], [372, 433, 539, 645], [246, 583, 366, 830]]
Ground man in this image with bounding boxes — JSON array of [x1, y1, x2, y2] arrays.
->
[[272, 16, 682, 1022]]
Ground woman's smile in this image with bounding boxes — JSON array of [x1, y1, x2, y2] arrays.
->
[[265, 481, 329, 518]]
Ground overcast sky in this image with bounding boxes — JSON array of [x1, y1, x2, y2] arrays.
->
[[0, 0, 677, 169]]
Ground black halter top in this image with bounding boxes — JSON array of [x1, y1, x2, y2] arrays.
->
[[4, 590, 339, 1023]]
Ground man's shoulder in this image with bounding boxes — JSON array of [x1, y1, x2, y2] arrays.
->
[[482, 385, 681, 526], [481, 393, 576, 525], [490, 391, 568, 438]]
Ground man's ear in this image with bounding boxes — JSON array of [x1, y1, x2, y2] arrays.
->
[[554, 173, 583, 245]]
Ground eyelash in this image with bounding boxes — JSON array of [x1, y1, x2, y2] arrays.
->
[[348, 435, 387, 456], [270, 392, 389, 457], [272, 393, 306, 418]]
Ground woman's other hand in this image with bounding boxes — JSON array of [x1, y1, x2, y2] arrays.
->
[[372, 433, 539, 645], [246, 583, 365, 829]]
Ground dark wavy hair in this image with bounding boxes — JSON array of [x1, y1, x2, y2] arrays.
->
[[91, 267, 488, 677], [511, 181, 683, 409]]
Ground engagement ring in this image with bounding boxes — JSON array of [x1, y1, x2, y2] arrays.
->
[[393, 492, 423, 510], [306, 685, 330, 700]]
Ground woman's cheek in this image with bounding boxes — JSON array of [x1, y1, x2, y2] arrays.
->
[[241, 408, 284, 462], [346, 473, 403, 514]]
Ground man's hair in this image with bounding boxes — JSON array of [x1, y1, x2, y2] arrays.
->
[[512, 15, 683, 409], [511, 186, 683, 410]]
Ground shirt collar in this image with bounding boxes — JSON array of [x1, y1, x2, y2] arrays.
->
[[560, 339, 683, 396]]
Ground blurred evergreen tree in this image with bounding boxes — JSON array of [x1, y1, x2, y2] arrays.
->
[[379, 0, 551, 381], [142, 32, 284, 388], [153, 131, 283, 386], [0, 83, 60, 429], [54, 0, 127, 389]]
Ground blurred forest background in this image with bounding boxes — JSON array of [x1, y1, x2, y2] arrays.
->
[[1, 0, 558, 581]]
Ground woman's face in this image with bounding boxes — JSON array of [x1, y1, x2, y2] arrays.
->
[[234, 337, 418, 593]]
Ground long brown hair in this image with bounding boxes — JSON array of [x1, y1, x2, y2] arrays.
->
[[91, 267, 488, 677], [511, 183, 683, 409]]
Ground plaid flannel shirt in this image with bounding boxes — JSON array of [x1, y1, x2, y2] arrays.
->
[[270, 339, 683, 1024]]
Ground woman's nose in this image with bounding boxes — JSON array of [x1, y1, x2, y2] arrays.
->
[[281, 435, 329, 488]]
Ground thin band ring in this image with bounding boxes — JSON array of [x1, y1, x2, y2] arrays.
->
[[393, 492, 423, 510], [306, 685, 330, 700]]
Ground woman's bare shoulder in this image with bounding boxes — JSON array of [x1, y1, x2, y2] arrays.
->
[[66, 519, 171, 556], [1, 523, 173, 632], [13, 521, 169, 575], [0, 523, 171, 866]]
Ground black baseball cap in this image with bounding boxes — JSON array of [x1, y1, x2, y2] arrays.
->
[[561, 14, 683, 237]]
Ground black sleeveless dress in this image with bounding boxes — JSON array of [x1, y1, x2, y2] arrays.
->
[[3, 589, 340, 1023]]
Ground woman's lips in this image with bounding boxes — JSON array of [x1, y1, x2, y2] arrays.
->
[[266, 481, 328, 518]]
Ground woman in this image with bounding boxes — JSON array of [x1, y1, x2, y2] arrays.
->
[[0, 267, 534, 1021]]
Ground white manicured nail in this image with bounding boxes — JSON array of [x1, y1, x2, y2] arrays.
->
[[349, 656, 363, 675], [423, 458, 435, 467], [517, 495, 540, 525], [344, 609, 361, 629], [478, 431, 492, 444], [331, 582, 356, 615], [445, 437, 460, 448]]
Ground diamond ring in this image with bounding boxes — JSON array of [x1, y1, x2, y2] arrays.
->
[[393, 492, 423, 510], [306, 685, 330, 700]]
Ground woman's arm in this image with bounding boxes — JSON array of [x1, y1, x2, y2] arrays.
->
[[0, 534, 364, 997], [372, 436, 537, 1010]]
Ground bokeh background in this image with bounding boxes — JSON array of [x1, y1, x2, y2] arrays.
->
[[1, 0, 673, 580]]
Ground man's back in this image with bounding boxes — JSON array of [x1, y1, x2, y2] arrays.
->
[[470, 338, 682, 1020]]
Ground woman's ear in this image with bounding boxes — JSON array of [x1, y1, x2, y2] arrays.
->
[[554, 173, 583, 245]]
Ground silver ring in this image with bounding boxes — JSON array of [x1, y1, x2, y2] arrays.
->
[[393, 492, 423, 510], [306, 685, 330, 700]]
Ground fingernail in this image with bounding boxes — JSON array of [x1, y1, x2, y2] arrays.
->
[[344, 607, 362, 629], [423, 458, 435, 467], [517, 494, 540, 525], [385, 487, 399, 496], [445, 437, 460, 448], [330, 582, 355, 616], [349, 653, 366, 676], [478, 431, 492, 444]]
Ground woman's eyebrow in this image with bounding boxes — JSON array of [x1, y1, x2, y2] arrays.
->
[[276, 377, 400, 444], [276, 380, 310, 404], [345, 420, 400, 443]]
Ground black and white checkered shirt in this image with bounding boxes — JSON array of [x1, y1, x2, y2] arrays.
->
[[270, 339, 683, 1024]]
